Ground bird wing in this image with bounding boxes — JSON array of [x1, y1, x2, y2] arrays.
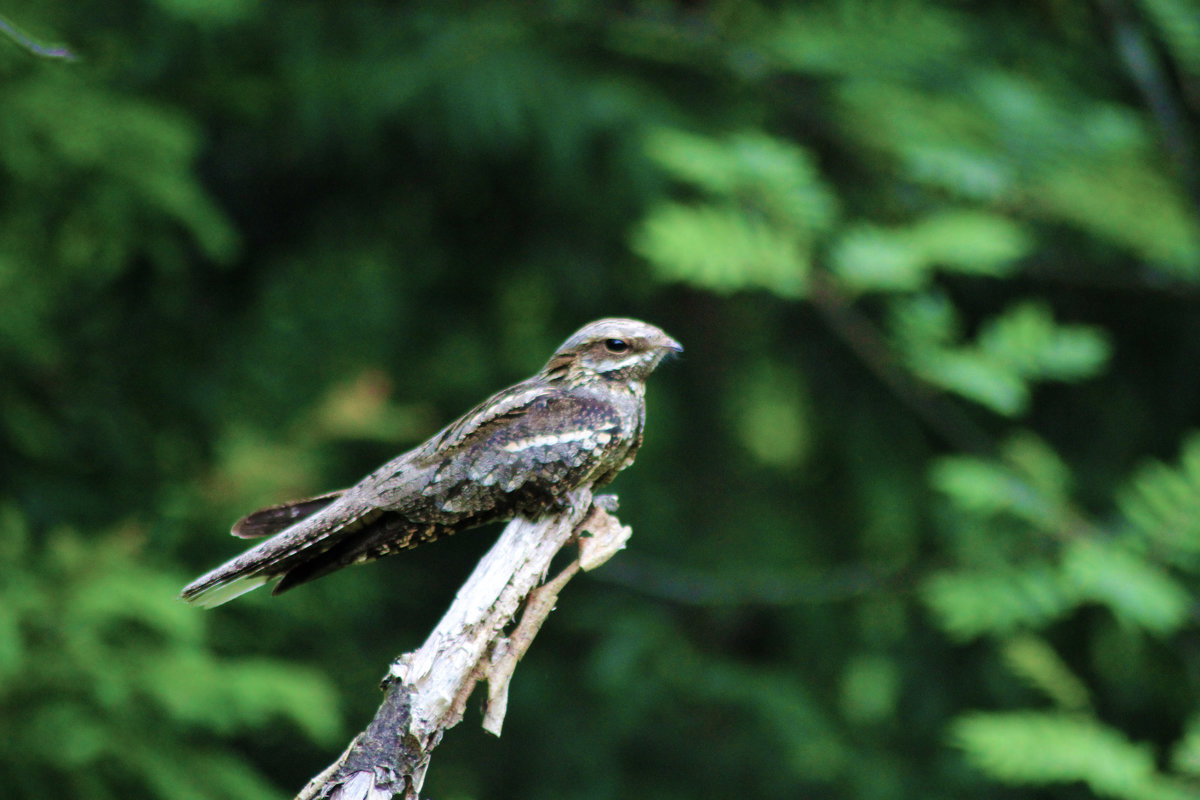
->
[[181, 389, 629, 607], [258, 391, 630, 597], [413, 389, 628, 515]]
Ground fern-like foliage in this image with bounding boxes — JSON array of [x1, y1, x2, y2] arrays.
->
[[895, 299, 1110, 415], [0, 506, 341, 799], [952, 712, 1199, 800], [1118, 432, 1200, 567], [930, 433, 1073, 531], [1062, 538, 1191, 635], [633, 202, 809, 297], [1001, 635, 1091, 712], [633, 128, 837, 296], [831, 210, 1031, 292], [921, 565, 1078, 640]]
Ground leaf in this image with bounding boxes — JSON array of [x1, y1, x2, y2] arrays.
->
[[921, 566, 1078, 640], [931, 457, 1034, 517], [1118, 432, 1200, 561], [632, 202, 808, 297], [952, 712, 1161, 798], [831, 224, 929, 291], [1062, 539, 1190, 635], [644, 128, 838, 232], [897, 301, 1110, 415], [976, 302, 1110, 381], [888, 291, 961, 349], [908, 210, 1032, 275], [831, 211, 1030, 293], [914, 349, 1028, 415], [1001, 635, 1090, 711], [931, 434, 1071, 532], [1001, 433, 1071, 502]]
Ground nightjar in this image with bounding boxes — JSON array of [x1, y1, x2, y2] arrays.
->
[[181, 318, 681, 607]]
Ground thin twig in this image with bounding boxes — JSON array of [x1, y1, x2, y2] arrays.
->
[[0, 14, 76, 60]]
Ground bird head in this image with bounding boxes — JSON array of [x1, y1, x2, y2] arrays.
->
[[542, 318, 683, 385]]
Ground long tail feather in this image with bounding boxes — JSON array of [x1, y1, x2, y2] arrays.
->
[[180, 497, 364, 607], [231, 490, 347, 538]]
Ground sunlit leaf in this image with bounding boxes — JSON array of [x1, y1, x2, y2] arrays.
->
[[952, 712, 1162, 797], [633, 202, 808, 297], [921, 567, 1078, 640], [1063, 539, 1190, 634]]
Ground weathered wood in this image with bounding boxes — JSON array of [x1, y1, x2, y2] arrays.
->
[[297, 490, 631, 800]]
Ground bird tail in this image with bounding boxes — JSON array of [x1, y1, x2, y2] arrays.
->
[[231, 490, 346, 537], [180, 490, 355, 608]]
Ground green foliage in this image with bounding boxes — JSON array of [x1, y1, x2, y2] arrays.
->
[[1118, 432, 1200, 565], [900, 300, 1110, 415], [633, 202, 810, 297], [831, 211, 1031, 292], [930, 433, 1073, 531], [1063, 538, 1191, 635], [922, 565, 1077, 640], [951, 712, 1199, 800], [927, 433, 1193, 638], [4, 1, 1200, 799], [0, 506, 340, 799], [1000, 635, 1091, 712], [0, 69, 236, 370], [633, 128, 837, 296]]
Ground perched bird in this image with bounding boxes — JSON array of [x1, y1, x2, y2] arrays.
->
[[181, 318, 681, 607]]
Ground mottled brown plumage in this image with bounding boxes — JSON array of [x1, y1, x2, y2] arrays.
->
[[180, 318, 681, 607]]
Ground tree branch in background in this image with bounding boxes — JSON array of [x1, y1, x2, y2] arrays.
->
[[807, 269, 997, 457], [1094, 0, 1200, 210], [296, 490, 631, 800], [0, 14, 76, 60]]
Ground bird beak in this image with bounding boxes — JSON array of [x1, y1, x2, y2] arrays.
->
[[660, 334, 683, 354]]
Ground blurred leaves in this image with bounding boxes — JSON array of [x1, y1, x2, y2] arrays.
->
[[2, 1, 1200, 799], [633, 202, 810, 297], [831, 211, 1031, 292], [951, 712, 1198, 800], [1062, 538, 1191, 635], [0, 507, 339, 799], [1000, 635, 1090, 712], [930, 433, 1073, 531], [633, 128, 837, 296], [896, 300, 1110, 415], [0, 70, 236, 370], [921, 564, 1077, 640], [1118, 432, 1200, 565]]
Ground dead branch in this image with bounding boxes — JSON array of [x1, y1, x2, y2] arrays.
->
[[296, 489, 632, 800]]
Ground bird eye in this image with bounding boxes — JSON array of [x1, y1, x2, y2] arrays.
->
[[604, 338, 630, 354]]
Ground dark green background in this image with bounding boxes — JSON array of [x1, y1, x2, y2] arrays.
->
[[4, 1, 1200, 798]]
